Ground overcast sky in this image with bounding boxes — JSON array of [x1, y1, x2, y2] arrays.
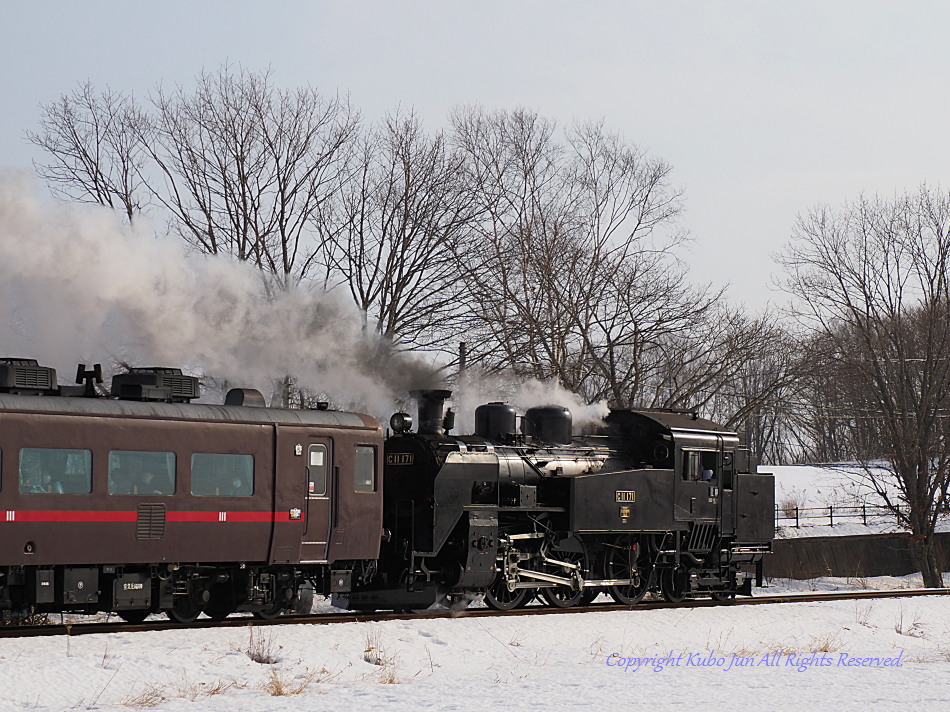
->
[[3, 1, 949, 308]]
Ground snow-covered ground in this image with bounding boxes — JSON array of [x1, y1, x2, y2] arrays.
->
[[3, 577, 950, 712], [765, 464, 950, 538], [2, 464, 943, 711], [766, 464, 881, 508]]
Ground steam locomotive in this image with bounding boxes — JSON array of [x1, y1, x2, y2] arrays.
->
[[0, 358, 772, 621], [349, 390, 774, 610]]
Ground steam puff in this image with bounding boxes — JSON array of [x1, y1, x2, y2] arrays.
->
[[511, 379, 610, 428], [452, 368, 609, 435], [0, 174, 439, 417]]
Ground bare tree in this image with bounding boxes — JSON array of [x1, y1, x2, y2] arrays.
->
[[780, 187, 950, 587], [325, 111, 480, 351], [782, 330, 893, 464], [29, 70, 360, 293], [450, 106, 581, 381], [450, 107, 790, 421], [145, 66, 360, 292], [28, 80, 800, 441], [27, 82, 150, 224]]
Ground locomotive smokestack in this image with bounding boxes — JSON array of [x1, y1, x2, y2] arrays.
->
[[410, 389, 452, 435]]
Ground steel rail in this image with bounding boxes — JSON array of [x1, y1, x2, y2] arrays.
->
[[2, 587, 949, 639]]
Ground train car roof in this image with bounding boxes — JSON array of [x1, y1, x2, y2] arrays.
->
[[623, 409, 738, 436], [0, 393, 380, 431]]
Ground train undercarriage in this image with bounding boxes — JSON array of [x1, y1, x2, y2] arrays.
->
[[0, 562, 320, 623], [351, 517, 767, 612], [479, 529, 764, 610]]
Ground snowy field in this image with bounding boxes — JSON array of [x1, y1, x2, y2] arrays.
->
[[2, 465, 944, 711], [3, 576, 950, 712], [766, 464, 950, 538]]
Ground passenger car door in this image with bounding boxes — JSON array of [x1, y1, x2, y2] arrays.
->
[[301, 439, 332, 563]]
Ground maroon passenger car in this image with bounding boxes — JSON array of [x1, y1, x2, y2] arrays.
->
[[0, 360, 383, 622]]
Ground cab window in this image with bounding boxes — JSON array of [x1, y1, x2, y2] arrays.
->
[[683, 450, 718, 482]]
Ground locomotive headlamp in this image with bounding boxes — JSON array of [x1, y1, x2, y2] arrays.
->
[[390, 412, 413, 433]]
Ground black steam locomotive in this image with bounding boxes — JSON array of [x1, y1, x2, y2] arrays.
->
[[0, 358, 772, 621], [350, 389, 774, 610]]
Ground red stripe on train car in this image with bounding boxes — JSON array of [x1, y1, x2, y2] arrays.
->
[[2, 510, 303, 523], [165, 511, 281, 522], [6, 510, 138, 522], [165, 511, 224, 522]]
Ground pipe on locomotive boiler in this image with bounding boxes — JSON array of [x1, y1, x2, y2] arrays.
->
[[410, 389, 453, 435], [535, 456, 608, 477]]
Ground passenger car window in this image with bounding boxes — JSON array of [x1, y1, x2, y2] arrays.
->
[[19, 448, 92, 494], [191, 453, 254, 496], [354, 445, 376, 492], [308, 445, 328, 496], [109, 450, 176, 495]]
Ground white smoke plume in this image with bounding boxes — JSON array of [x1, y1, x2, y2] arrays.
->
[[510, 379, 610, 429], [0, 174, 441, 418], [450, 368, 610, 436]]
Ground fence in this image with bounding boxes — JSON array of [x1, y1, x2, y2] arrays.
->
[[774, 504, 910, 528]]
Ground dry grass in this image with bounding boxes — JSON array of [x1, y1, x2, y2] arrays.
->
[[507, 628, 527, 647], [854, 601, 875, 627], [846, 574, 870, 589], [201, 678, 239, 696], [258, 666, 337, 696], [362, 625, 384, 666], [362, 625, 403, 683], [778, 488, 807, 518], [894, 604, 924, 637], [807, 632, 843, 652], [586, 634, 607, 659], [423, 644, 440, 673], [696, 628, 843, 658], [121, 683, 166, 708], [241, 626, 281, 664], [120, 676, 246, 708]]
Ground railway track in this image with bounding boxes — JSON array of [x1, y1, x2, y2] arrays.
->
[[2, 587, 949, 639]]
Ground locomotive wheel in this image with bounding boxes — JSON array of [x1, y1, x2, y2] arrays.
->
[[116, 609, 149, 624], [605, 538, 651, 605], [538, 548, 589, 609], [710, 590, 734, 602], [517, 591, 537, 608], [484, 578, 531, 611], [659, 567, 689, 604], [165, 598, 203, 624]]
